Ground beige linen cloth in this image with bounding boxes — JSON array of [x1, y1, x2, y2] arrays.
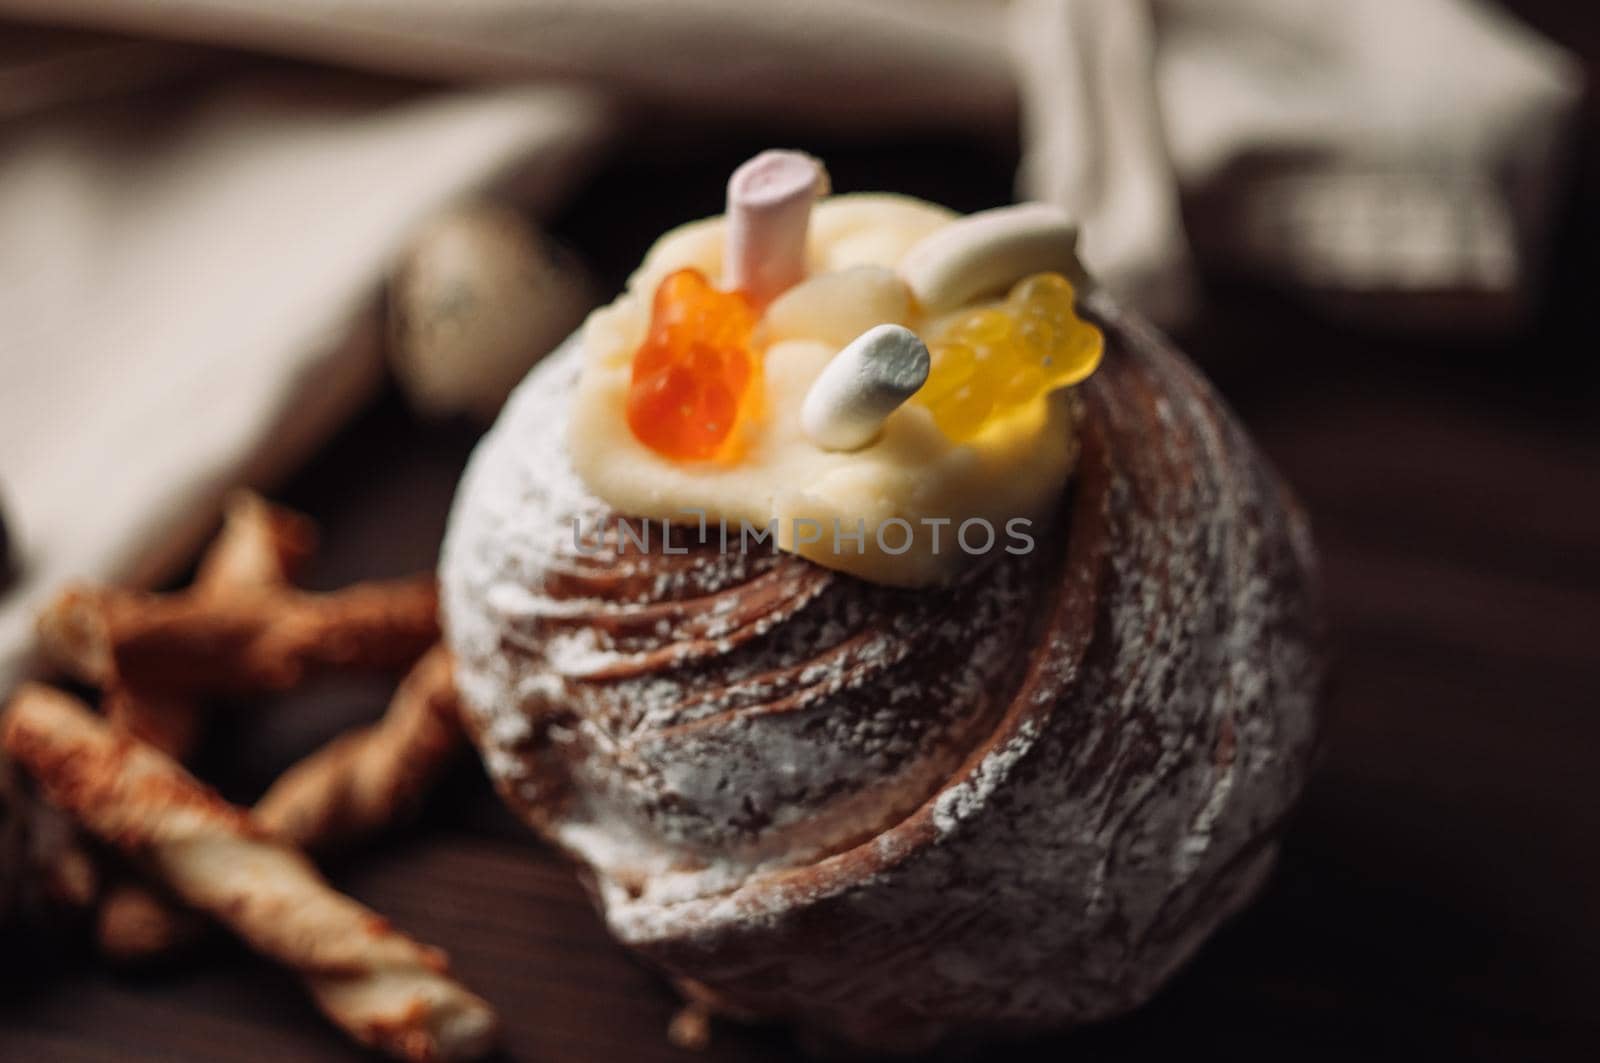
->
[[0, 0, 1582, 693]]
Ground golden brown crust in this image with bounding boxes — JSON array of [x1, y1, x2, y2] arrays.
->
[[255, 645, 463, 849], [96, 879, 194, 961], [87, 493, 310, 761], [32, 494, 458, 979], [38, 577, 439, 692], [192, 491, 317, 593], [2, 683, 497, 1062], [89, 493, 322, 958], [94, 646, 463, 963]]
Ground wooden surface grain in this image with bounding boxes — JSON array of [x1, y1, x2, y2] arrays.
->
[[4, 8, 1599, 1058]]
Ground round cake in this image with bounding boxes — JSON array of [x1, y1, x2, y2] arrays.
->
[[441, 154, 1323, 1052]]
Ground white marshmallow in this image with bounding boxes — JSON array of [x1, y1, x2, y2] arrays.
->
[[898, 202, 1083, 314], [724, 150, 829, 304], [801, 324, 930, 452]]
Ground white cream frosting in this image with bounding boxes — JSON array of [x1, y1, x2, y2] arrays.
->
[[568, 194, 1080, 587]]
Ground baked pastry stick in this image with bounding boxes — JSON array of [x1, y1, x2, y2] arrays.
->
[[36, 576, 439, 693], [95, 492, 315, 958], [102, 491, 318, 750], [99, 647, 463, 960], [191, 491, 319, 593], [46, 495, 451, 960], [100, 643, 463, 960], [2, 684, 498, 1062], [31, 492, 312, 931], [124, 494, 311, 748], [254, 645, 462, 847]]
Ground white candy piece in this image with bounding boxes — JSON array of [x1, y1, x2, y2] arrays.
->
[[724, 150, 829, 304], [801, 324, 930, 452], [898, 202, 1082, 314]]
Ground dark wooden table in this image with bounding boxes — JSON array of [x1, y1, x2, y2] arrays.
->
[[4, 8, 1598, 1059]]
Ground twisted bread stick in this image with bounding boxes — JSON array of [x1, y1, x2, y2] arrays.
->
[[3, 684, 498, 1062], [37, 493, 315, 924], [100, 492, 314, 757], [192, 491, 317, 595], [37, 577, 438, 692], [256, 645, 461, 848], [99, 645, 464, 961], [96, 492, 316, 958]]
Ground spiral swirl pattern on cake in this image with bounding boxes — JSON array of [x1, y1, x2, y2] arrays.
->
[[441, 289, 1322, 1051]]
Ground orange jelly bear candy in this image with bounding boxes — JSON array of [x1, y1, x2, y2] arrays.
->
[[627, 268, 760, 461]]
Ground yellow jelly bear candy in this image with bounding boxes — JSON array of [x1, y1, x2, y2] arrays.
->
[[915, 272, 1103, 442]]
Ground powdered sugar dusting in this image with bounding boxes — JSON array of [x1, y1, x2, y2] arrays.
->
[[442, 335, 1040, 887], [439, 291, 1322, 1051]]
